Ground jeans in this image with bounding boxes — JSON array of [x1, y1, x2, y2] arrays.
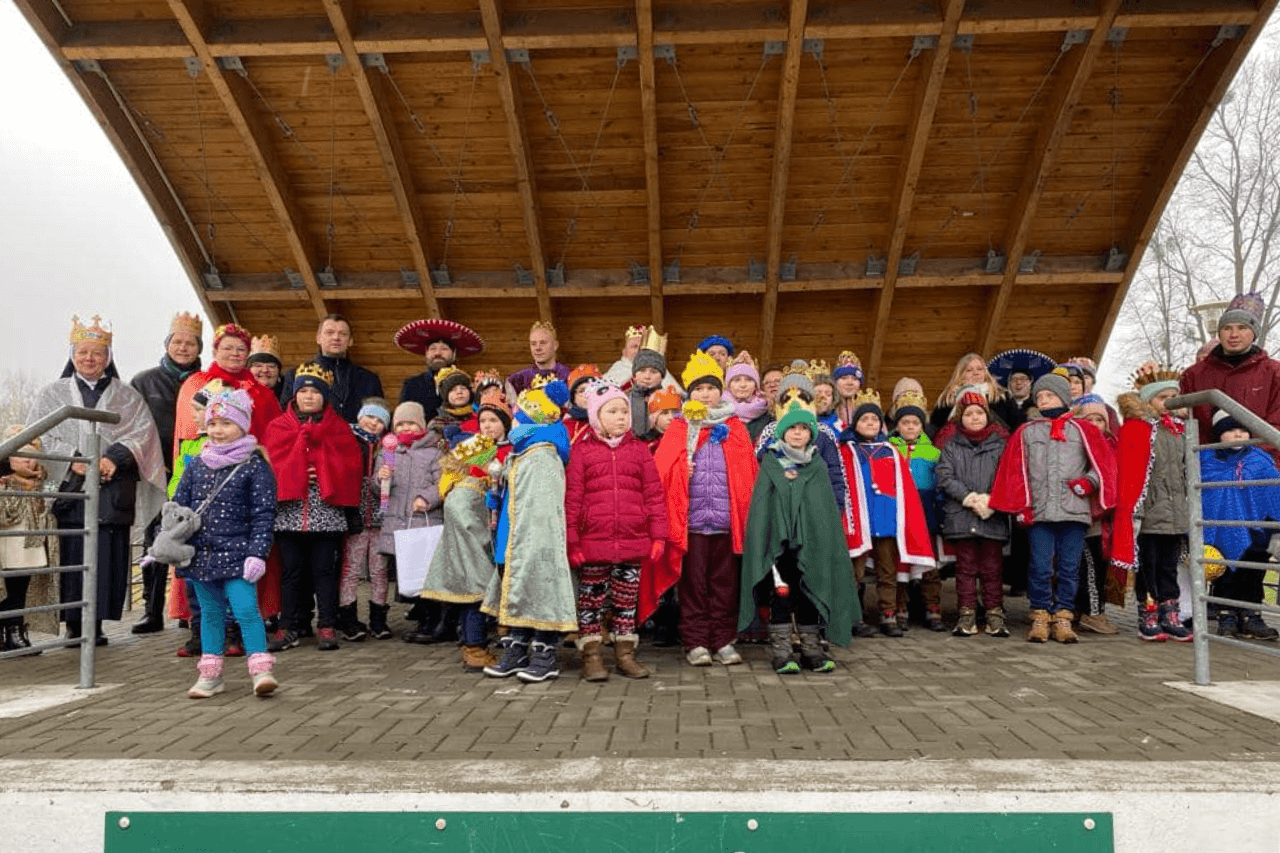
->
[[1026, 521, 1086, 612], [190, 577, 268, 656]]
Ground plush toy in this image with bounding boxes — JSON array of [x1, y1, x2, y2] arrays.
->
[[144, 501, 202, 568]]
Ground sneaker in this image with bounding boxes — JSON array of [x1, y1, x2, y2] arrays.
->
[[316, 627, 340, 651], [252, 670, 279, 696], [1138, 605, 1167, 642], [187, 675, 224, 699], [1240, 614, 1279, 641], [1217, 611, 1242, 638], [516, 641, 560, 682], [484, 637, 530, 677], [339, 621, 368, 643], [880, 615, 903, 638], [713, 644, 743, 665], [1078, 613, 1119, 635], [685, 646, 713, 666], [896, 612, 911, 633], [953, 607, 978, 637], [985, 607, 1009, 637], [175, 634, 202, 658], [774, 659, 801, 674], [267, 629, 300, 652], [808, 658, 836, 673]]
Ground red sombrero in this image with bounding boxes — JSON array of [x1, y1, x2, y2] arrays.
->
[[394, 319, 485, 357]]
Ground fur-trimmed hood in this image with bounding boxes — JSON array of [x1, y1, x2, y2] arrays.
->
[[1117, 391, 1159, 421]]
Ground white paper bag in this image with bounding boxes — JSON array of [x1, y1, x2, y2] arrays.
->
[[393, 522, 444, 596]]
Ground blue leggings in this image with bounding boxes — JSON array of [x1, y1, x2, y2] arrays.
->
[[190, 577, 268, 656]]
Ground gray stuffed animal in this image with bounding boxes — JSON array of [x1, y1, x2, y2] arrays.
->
[[145, 501, 202, 568]]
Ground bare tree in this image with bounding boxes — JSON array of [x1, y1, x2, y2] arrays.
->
[[0, 369, 43, 429]]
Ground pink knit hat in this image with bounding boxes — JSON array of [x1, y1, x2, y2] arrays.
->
[[585, 381, 629, 435], [204, 388, 253, 434]]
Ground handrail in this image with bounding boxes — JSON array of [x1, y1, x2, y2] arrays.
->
[[1165, 389, 1280, 450], [0, 405, 119, 459]]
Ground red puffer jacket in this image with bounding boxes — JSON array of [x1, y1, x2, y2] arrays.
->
[[565, 430, 669, 564], [1180, 346, 1280, 461]]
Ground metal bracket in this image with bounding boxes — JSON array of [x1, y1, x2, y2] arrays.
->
[[470, 50, 490, 70], [803, 39, 823, 62], [953, 34, 975, 53], [897, 252, 919, 277], [202, 267, 224, 290], [780, 255, 798, 281], [284, 269, 305, 289], [324, 54, 345, 74], [548, 263, 565, 287], [616, 45, 637, 67], [317, 267, 338, 288], [763, 41, 786, 59], [748, 259, 766, 282], [1106, 27, 1127, 48], [398, 267, 419, 289], [362, 53, 388, 73], [505, 48, 530, 65], [629, 262, 650, 285], [984, 250, 1006, 274], [1213, 25, 1246, 47], [865, 255, 887, 277], [429, 266, 451, 288], [654, 44, 676, 64], [72, 59, 103, 76], [1018, 250, 1041, 274], [217, 55, 246, 74], [1104, 246, 1128, 272], [663, 261, 681, 283], [514, 264, 534, 286], [910, 35, 937, 56], [183, 56, 202, 78], [1061, 29, 1088, 51]]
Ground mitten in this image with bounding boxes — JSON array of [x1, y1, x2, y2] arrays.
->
[[649, 540, 665, 562], [243, 556, 266, 583], [569, 550, 586, 567], [1068, 477, 1096, 498]]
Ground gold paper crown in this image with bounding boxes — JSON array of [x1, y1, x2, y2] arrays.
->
[[851, 388, 882, 410], [625, 324, 648, 340], [249, 334, 279, 357], [891, 389, 929, 416], [1129, 361, 1183, 391], [530, 320, 557, 338], [529, 373, 552, 391], [639, 327, 668, 355], [447, 433, 497, 468], [472, 369, 503, 390], [836, 350, 861, 368], [70, 315, 112, 348], [170, 312, 203, 338], [434, 365, 469, 393], [681, 350, 724, 389], [805, 359, 831, 381], [295, 362, 334, 386], [780, 362, 809, 381], [773, 385, 809, 419], [730, 350, 757, 369]]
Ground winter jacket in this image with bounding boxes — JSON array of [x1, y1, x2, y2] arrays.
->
[[378, 436, 444, 554], [564, 431, 668, 564], [1180, 344, 1280, 462], [398, 369, 444, 425], [688, 436, 731, 533], [935, 428, 1010, 541], [990, 415, 1117, 526], [172, 451, 276, 582], [1118, 394, 1187, 535], [890, 433, 940, 533], [130, 357, 197, 476]]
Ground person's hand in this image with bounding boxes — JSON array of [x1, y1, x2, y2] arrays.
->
[[974, 494, 995, 520], [378, 466, 392, 481], [71, 462, 88, 476], [1068, 478, 1095, 498], [649, 540, 665, 562], [98, 457, 117, 482], [489, 510, 499, 531], [412, 497, 427, 513], [243, 556, 266, 583], [962, 492, 980, 510], [622, 335, 642, 361], [1015, 509, 1034, 527], [569, 550, 586, 567]]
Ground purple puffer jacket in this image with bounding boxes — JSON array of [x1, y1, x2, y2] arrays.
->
[[688, 436, 731, 533]]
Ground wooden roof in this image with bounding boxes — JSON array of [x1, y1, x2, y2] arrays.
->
[[15, 0, 1278, 396]]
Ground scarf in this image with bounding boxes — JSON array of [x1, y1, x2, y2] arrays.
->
[[396, 429, 426, 448], [593, 428, 625, 450], [200, 435, 258, 469], [1160, 412, 1185, 436], [567, 404, 588, 422], [443, 403, 473, 418], [684, 399, 736, 462], [352, 425, 381, 445], [732, 393, 769, 424], [959, 422, 1005, 444], [769, 437, 815, 471], [1044, 410, 1073, 441], [160, 354, 201, 381]]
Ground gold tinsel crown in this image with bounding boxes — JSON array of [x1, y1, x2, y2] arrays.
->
[[434, 365, 470, 393], [170, 312, 204, 338], [472, 369, 503, 391], [295, 362, 334, 386], [70, 314, 112, 348], [851, 388, 882, 410], [836, 350, 861, 368], [625, 324, 648, 340], [446, 433, 497, 468], [805, 359, 831, 381], [891, 389, 929, 416]]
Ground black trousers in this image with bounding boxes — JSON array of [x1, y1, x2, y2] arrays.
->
[[277, 531, 344, 631], [1136, 533, 1183, 604], [59, 522, 131, 623]]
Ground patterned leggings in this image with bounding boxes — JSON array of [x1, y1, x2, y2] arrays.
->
[[576, 562, 640, 638], [339, 529, 389, 606]]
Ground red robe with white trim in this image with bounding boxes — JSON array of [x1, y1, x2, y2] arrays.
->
[[838, 440, 935, 580], [1111, 414, 1182, 570], [989, 414, 1117, 527]]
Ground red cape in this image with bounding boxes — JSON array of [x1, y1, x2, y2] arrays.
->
[[990, 416, 1117, 525], [1111, 417, 1175, 569], [639, 416, 757, 623], [262, 406, 363, 506], [174, 363, 283, 457], [838, 441, 935, 575]]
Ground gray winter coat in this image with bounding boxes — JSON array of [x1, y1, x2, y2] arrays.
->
[[936, 429, 1010, 541], [378, 437, 444, 555], [1117, 393, 1188, 535], [1022, 418, 1097, 525]]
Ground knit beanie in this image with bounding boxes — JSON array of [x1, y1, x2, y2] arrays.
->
[[1031, 372, 1071, 411], [1211, 408, 1246, 441], [392, 401, 427, 433], [357, 401, 391, 430], [951, 388, 990, 423], [585, 381, 629, 436], [1075, 393, 1109, 421], [777, 365, 814, 400], [204, 388, 253, 434], [775, 400, 817, 442], [696, 335, 734, 357], [724, 359, 760, 390], [476, 402, 512, 436], [852, 390, 884, 429], [632, 347, 667, 377], [1138, 379, 1180, 404], [567, 364, 602, 398], [435, 366, 474, 405], [292, 363, 333, 399], [1218, 291, 1265, 340]]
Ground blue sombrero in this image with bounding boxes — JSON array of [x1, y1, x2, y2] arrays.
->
[[986, 348, 1056, 388]]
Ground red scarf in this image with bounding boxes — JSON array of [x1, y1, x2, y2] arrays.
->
[[1160, 412, 1185, 436], [396, 429, 426, 448], [263, 405, 362, 506], [1048, 411, 1074, 442], [959, 422, 1007, 444]]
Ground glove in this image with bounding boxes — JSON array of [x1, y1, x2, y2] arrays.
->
[[962, 492, 980, 510], [243, 556, 266, 584], [1068, 478, 1096, 498], [569, 550, 586, 567], [649, 540, 665, 562]]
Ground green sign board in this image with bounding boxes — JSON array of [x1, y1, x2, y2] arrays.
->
[[105, 811, 1113, 852]]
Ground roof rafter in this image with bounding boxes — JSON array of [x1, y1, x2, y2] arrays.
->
[[759, 0, 809, 364], [974, 0, 1123, 356], [322, 0, 441, 320], [636, 0, 665, 332], [478, 0, 553, 323], [865, 0, 965, 388], [166, 0, 328, 320]]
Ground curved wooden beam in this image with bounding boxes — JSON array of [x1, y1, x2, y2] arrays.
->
[[865, 0, 965, 389], [636, 0, 665, 332], [322, 0, 441, 320], [759, 0, 809, 365]]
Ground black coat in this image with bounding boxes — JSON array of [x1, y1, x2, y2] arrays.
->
[[935, 429, 1010, 541], [930, 395, 1025, 436], [283, 354, 384, 424], [130, 359, 193, 476], [399, 370, 443, 425]]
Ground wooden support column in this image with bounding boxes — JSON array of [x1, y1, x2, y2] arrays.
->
[[478, 0, 554, 324], [636, 0, 665, 332], [865, 0, 964, 388], [1092, 0, 1280, 360], [974, 0, 1122, 356], [323, 0, 441, 319], [758, 0, 809, 364], [167, 0, 329, 320]]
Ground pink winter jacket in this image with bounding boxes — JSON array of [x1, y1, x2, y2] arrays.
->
[[564, 430, 669, 565]]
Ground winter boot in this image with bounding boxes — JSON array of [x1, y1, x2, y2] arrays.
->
[[367, 603, 393, 640], [224, 621, 245, 657], [483, 635, 529, 678], [1026, 609, 1051, 643], [176, 628, 202, 658], [517, 640, 560, 682], [1158, 599, 1193, 642], [879, 612, 903, 638], [578, 637, 609, 681], [4, 623, 41, 657], [613, 635, 650, 679], [768, 623, 799, 673], [337, 604, 367, 642], [953, 607, 978, 637], [985, 607, 1009, 637], [462, 644, 497, 672], [1240, 612, 1280, 641], [797, 625, 835, 673], [1217, 609, 1242, 638], [188, 654, 225, 698], [316, 627, 340, 651], [247, 652, 278, 696], [1050, 609, 1079, 644], [1138, 602, 1167, 642], [925, 609, 946, 632]]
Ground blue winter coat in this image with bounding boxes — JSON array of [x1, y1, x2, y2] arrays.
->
[[173, 451, 277, 582]]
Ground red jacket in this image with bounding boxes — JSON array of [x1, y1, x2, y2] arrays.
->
[[1180, 346, 1280, 461], [564, 431, 668, 565]]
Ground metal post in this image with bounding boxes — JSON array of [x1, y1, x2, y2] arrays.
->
[[80, 428, 100, 690], [1184, 417, 1210, 686]]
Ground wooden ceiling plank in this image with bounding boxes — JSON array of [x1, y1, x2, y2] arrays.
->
[[865, 0, 965, 389], [974, 0, 1122, 356], [322, 0, 441, 320], [478, 0, 553, 323], [636, 0, 665, 331], [166, 0, 328, 320], [759, 0, 809, 364]]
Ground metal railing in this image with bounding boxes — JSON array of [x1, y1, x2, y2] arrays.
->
[[0, 405, 120, 687], [1167, 389, 1280, 685]]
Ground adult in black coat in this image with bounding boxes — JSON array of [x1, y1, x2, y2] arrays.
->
[[394, 319, 487, 425], [281, 314, 384, 424], [127, 313, 203, 633]]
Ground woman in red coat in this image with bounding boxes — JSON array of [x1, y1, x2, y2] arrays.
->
[[565, 382, 668, 681]]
